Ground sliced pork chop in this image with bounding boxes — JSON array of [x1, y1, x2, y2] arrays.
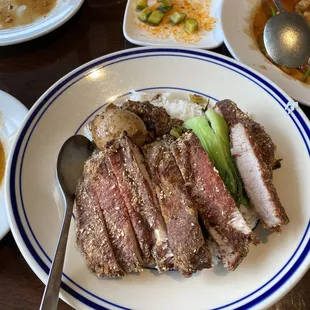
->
[[118, 134, 174, 271], [106, 140, 154, 265], [75, 177, 124, 278], [171, 132, 258, 271], [143, 138, 211, 277], [84, 153, 144, 273], [215, 100, 289, 231], [207, 235, 243, 271]]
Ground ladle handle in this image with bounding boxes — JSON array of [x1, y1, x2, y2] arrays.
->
[[273, 0, 285, 12], [39, 195, 74, 310]]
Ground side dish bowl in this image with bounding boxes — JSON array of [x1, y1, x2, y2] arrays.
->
[[0, 0, 84, 46], [220, 0, 310, 107], [123, 0, 224, 49], [0, 91, 28, 240]]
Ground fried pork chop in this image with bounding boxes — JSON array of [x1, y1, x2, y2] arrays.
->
[[76, 152, 143, 276], [122, 100, 183, 138], [143, 137, 211, 277], [106, 134, 174, 271], [215, 100, 289, 231], [75, 97, 289, 278], [171, 132, 259, 271]]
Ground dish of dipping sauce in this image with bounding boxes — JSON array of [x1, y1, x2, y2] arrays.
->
[[0, 0, 57, 30], [0, 140, 4, 187]]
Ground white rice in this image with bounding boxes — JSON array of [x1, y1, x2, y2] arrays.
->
[[128, 91, 207, 120]]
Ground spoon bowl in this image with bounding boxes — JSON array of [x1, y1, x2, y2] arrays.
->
[[40, 135, 93, 310], [57, 135, 93, 201], [263, 1, 310, 68]]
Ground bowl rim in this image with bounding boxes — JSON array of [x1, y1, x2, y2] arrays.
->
[[0, 0, 85, 46], [219, 0, 310, 107]]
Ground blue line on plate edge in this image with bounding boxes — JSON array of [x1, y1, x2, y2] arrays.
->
[[12, 55, 310, 309], [13, 50, 310, 156], [18, 50, 310, 155], [74, 87, 218, 134], [11, 51, 310, 310], [9, 49, 310, 310]]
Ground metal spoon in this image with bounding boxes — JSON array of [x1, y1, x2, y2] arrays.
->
[[263, 0, 310, 68], [40, 135, 93, 310]]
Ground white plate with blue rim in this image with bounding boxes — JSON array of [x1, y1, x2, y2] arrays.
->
[[0, 90, 28, 240], [0, 0, 84, 46], [5, 47, 310, 310]]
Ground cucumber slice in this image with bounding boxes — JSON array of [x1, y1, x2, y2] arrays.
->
[[159, 0, 172, 6], [147, 10, 165, 25], [157, 5, 172, 13], [138, 7, 152, 22], [136, 0, 148, 11], [170, 12, 186, 25], [185, 18, 199, 33], [157, 0, 172, 13]]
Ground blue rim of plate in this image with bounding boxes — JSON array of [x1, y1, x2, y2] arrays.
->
[[8, 48, 310, 310]]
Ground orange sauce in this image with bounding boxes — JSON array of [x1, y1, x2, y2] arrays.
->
[[252, 0, 310, 85], [0, 139, 5, 187], [137, 0, 216, 44]]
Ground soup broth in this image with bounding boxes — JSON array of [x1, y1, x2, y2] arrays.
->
[[0, 0, 57, 29], [252, 0, 310, 85]]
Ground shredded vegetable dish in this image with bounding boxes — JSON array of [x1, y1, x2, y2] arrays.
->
[[252, 0, 310, 85], [136, 0, 216, 44]]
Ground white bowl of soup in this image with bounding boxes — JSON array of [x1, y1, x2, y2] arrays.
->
[[0, 0, 84, 46], [0, 0, 57, 30], [221, 0, 310, 106], [0, 91, 28, 240]]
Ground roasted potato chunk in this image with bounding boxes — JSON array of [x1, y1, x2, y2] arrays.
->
[[90, 109, 149, 149]]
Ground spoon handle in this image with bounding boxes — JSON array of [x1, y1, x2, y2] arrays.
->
[[273, 0, 285, 12], [39, 196, 74, 310]]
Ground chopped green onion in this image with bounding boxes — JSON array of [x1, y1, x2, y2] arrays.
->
[[189, 94, 207, 104], [270, 5, 276, 16], [302, 67, 310, 82], [170, 126, 183, 138]]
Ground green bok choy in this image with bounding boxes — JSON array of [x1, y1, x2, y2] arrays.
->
[[184, 109, 248, 206]]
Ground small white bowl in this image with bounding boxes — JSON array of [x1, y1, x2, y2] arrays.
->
[[0, 91, 28, 240], [123, 0, 224, 49], [220, 0, 310, 107], [0, 0, 84, 46]]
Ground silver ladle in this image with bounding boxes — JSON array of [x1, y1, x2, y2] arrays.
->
[[263, 0, 310, 68]]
